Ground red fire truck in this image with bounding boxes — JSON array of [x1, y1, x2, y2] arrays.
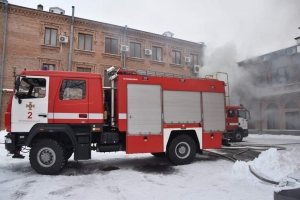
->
[[4, 67, 227, 175], [224, 105, 250, 142]]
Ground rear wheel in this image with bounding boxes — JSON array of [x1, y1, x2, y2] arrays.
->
[[29, 139, 65, 175], [151, 152, 166, 157], [167, 135, 196, 165], [234, 130, 244, 142]]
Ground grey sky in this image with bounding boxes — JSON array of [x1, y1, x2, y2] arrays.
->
[[8, 0, 300, 61]]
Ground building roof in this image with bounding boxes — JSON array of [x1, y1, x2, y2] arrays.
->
[[238, 44, 300, 65], [1, 3, 203, 48]]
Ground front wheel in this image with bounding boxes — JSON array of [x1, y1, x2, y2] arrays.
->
[[234, 130, 244, 142], [29, 139, 66, 175], [167, 135, 196, 165]]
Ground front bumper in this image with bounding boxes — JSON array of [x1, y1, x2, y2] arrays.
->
[[5, 134, 16, 152], [243, 129, 248, 137], [224, 129, 249, 139]]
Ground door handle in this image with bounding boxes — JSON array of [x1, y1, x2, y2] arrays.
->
[[38, 114, 47, 118], [79, 114, 87, 118]]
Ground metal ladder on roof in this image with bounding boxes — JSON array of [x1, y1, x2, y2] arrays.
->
[[123, 67, 202, 79], [205, 72, 230, 105]]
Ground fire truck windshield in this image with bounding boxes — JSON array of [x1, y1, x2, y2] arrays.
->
[[237, 109, 246, 119], [17, 77, 46, 99]]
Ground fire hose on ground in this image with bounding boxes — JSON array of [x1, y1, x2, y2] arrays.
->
[[204, 143, 300, 185]]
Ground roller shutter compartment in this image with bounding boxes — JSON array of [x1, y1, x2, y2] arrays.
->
[[163, 91, 201, 123], [127, 84, 162, 135], [202, 92, 225, 132]]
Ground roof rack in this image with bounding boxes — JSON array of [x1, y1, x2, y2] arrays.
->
[[119, 67, 209, 80]]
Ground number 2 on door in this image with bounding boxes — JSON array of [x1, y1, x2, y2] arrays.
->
[[28, 112, 32, 119]]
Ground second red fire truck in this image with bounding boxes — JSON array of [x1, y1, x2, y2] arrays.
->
[[225, 105, 250, 142], [5, 67, 227, 175]]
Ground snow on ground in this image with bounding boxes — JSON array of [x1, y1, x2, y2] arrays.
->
[[0, 130, 299, 200], [232, 148, 300, 182]]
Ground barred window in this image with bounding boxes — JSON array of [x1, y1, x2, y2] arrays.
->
[[77, 67, 91, 73]]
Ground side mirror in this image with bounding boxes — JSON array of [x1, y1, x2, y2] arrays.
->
[[246, 110, 251, 120], [14, 77, 22, 104], [15, 76, 20, 90]]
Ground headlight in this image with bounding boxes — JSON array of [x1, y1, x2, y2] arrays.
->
[[5, 138, 12, 144]]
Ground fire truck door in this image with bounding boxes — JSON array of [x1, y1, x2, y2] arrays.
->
[[11, 76, 49, 132], [238, 109, 247, 129], [126, 84, 163, 153], [53, 79, 89, 124]]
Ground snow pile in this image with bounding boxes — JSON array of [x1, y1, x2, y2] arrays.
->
[[232, 148, 300, 183], [0, 130, 7, 143]]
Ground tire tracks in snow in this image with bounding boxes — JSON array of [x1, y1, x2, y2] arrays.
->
[[11, 180, 36, 200]]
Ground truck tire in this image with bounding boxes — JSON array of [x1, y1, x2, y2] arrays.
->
[[29, 139, 66, 175], [234, 130, 244, 142], [167, 135, 196, 165], [151, 152, 166, 157]]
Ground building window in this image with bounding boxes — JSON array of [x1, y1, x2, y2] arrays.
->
[[130, 42, 141, 58], [60, 80, 86, 100], [78, 33, 92, 51], [286, 112, 299, 130], [191, 54, 198, 66], [172, 50, 181, 64], [105, 38, 118, 54], [152, 46, 162, 62], [44, 28, 57, 46], [271, 65, 293, 85], [77, 67, 91, 73], [285, 101, 300, 130], [259, 70, 268, 86], [42, 64, 55, 71], [266, 103, 279, 129]]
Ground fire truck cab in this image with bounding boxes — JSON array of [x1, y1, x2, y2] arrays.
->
[[225, 105, 250, 142], [5, 67, 227, 175]]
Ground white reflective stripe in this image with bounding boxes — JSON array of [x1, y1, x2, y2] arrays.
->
[[89, 113, 103, 119], [54, 113, 81, 119], [229, 123, 239, 126], [48, 113, 54, 119], [119, 113, 127, 119], [47, 113, 103, 119]]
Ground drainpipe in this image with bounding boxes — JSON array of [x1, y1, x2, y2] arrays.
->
[[0, 1, 9, 127], [68, 6, 75, 71], [123, 25, 127, 69]]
